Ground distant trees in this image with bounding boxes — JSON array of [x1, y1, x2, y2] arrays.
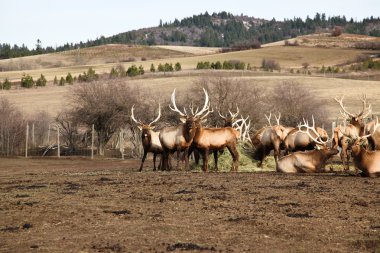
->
[[36, 74, 47, 87], [261, 58, 281, 71], [1, 78, 11, 90], [196, 60, 246, 70], [21, 74, 35, 88]]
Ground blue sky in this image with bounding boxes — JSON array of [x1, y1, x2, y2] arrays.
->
[[1, 0, 379, 49]]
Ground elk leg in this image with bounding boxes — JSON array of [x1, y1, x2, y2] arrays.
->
[[184, 148, 190, 171], [176, 148, 181, 170], [213, 150, 218, 171], [139, 151, 148, 172], [153, 153, 157, 171], [227, 144, 239, 172], [202, 149, 209, 172]]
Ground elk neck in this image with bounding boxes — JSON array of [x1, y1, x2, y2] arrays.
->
[[141, 128, 152, 148], [182, 118, 197, 143]]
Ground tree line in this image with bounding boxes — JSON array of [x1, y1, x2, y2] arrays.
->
[[1, 13, 379, 59]]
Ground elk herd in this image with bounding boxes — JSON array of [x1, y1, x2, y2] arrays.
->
[[131, 89, 380, 177]]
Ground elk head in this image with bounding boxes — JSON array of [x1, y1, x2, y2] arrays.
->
[[347, 117, 380, 156], [218, 105, 239, 127], [334, 95, 372, 126], [265, 112, 288, 141], [131, 104, 161, 144], [297, 116, 329, 148], [169, 88, 211, 140]]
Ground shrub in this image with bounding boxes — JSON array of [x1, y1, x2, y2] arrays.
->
[[127, 65, 140, 77], [59, 77, 65, 86], [174, 62, 181, 71], [36, 74, 47, 87], [1, 78, 11, 90], [261, 58, 280, 71], [150, 63, 156, 72], [21, 74, 34, 88], [116, 64, 126, 77], [138, 65, 144, 75], [157, 63, 164, 72], [66, 73, 73, 84], [53, 76, 58, 85], [222, 61, 234, 69], [78, 67, 99, 82], [163, 63, 174, 72], [331, 26, 342, 37], [196, 61, 210, 69], [109, 67, 118, 78]]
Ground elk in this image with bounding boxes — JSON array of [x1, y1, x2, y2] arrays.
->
[[250, 113, 293, 166], [365, 118, 380, 150], [192, 109, 240, 172], [346, 117, 380, 177], [284, 116, 329, 154], [130, 104, 162, 171], [332, 95, 372, 170], [159, 88, 210, 171], [276, 147, 339, 173], [218, 106, 240, 128]]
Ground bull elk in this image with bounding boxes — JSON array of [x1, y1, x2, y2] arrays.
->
[[276, 147, 339, 173], [332, 95, 372, 170], [346, 117, 380, 177], [159, 88, 210, 171], [250, 113, 293, 166], [365, 117, 380, 150], [284, 116, 329, 154], [192, 109, 240, 172], [131, 104, 162, 171]]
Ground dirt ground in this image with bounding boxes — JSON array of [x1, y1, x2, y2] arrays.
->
[[0, 157, 379, 253]]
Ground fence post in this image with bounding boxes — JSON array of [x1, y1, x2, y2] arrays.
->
[[120, 129, 124, 160], [32, 123, 35, 147], [331, 121, 336, 139], [57, 126, 60, 158], [91, 124, 94, 160], [25, 124, 29, 158]]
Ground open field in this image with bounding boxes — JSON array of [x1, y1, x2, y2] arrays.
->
[[0, 157, 379, 252], [0, 45, 376, 82], [1, 72, 379, 118]]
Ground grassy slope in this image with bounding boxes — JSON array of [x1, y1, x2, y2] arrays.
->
[[1, 73, 379, 119], [0, 45, 373, 82]]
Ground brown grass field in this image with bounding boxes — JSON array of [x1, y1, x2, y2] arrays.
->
[[0, 158, 379, 252]]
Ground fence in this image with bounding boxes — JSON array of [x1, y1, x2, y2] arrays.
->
[[0, 122, 144, 159]]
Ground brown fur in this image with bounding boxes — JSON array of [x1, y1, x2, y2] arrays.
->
[[285, 127, 328, 153], [350, 138, 380, 177], [277, 148, 339, 173], [192, 125, 240, 172]]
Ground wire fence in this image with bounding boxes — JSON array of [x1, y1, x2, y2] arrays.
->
[[0, 122, 144, 159]]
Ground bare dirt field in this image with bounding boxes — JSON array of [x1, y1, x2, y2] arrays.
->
[[0, 157, 379, 252]]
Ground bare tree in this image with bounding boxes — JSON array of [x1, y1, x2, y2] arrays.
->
[[68, 80, 138, 156], [269, 81, 328, 127], [191, 76, 266, 128], [55, 110, 80, 152], [0, 98, 26, 156]]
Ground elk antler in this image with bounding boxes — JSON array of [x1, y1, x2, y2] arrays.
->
[[194, 88, 210, 117], [297, 115, 329, 145], [218, 110, 227, 120], [334, 96, 356, 119], [357, 94, 372, 119], [131, 105, 143, 125], [148, 104, 161, 126], [229, 105, 239, 119], [200, 104, 213, 120], [264, 112, 272, 126], [274, 112, 281, 125], [169, 89, 187, 117]]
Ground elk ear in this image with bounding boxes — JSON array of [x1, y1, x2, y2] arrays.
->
[[137, 125, 142, 131], [180, 117, 187, 123]]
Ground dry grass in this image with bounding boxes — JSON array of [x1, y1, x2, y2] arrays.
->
[[1, 72, 379, 120], [0, 46, 372, 82]]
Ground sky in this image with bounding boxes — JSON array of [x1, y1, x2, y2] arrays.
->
[[1, 0, 379, 49]]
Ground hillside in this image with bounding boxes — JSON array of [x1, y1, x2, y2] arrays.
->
[[1, 12, 379, 60]]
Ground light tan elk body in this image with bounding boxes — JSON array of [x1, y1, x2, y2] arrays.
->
[[130, 104, 162, 171], [277, 148, 339, 173], [332, 95, 371, 170], [365, 118, 380, 150], [348, 118, 380, 177], [284, 116, 328, 154], [192, 115, 241, 172], [251, 113, 293, 166], [192, 106, 240, 170], [159, 88, 209, 171]]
